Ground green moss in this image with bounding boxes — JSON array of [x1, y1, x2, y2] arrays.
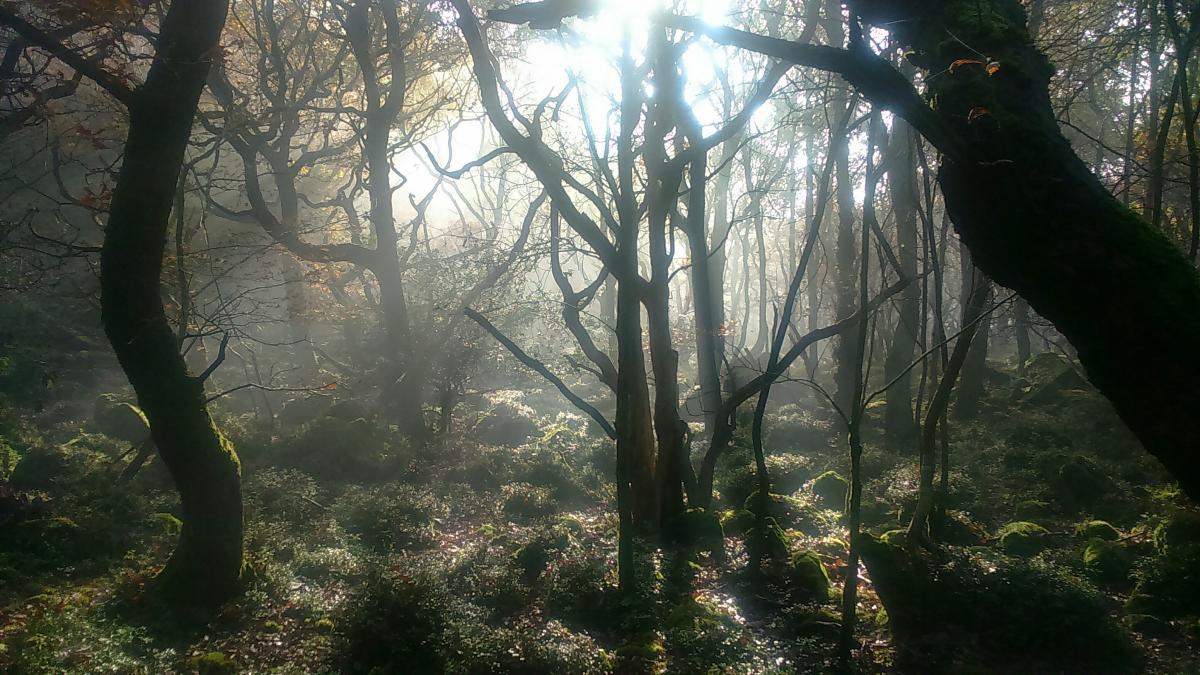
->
[[746, 516, 790, 562], [719, 508, 754, 536], [1075, 520, 1120, 541], [810, 471, 849, 510], [1014, 499, 1052, 521], [997, 521, 1050, 556], [186, 651, 236, 674], [789, 550, 833, 603], [1153, 511, 1200, 554], [670, 508, 725, 559], [1082, 538, 1132, 587]]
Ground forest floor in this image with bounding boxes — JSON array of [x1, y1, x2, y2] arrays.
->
[[2, 353, 1200, 673]]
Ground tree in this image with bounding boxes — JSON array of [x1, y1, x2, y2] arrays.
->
[[672, 0, 1200, 502]]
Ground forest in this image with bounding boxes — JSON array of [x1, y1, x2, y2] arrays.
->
[[1, 0, 1199, 672]]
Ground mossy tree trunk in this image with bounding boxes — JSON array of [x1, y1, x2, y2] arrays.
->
[[100, 0, 243, 603], [687, 0, 1200, 501], [864, 0, 1200, 501]]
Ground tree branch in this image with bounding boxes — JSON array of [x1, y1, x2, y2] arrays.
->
[[465, 307, 617, 439]]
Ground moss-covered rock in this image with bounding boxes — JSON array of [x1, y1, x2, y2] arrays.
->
[[860, 537, 1136, 672], [719, 509, 754, 536], [1014, 499, 1053, 522], [743, 491, 820, 534], [669, 508, 725, 560], [1082, 537, 1132, 587], [746, 516, 790, 562], [1075, 519, 1120, 541], [764, 454, 813, 494], [187, 651, 237, 675], [1153, 510, 1200, 554], [811, 471, 848, 510], [1056, 456, 1116, 507], [788, 550, 832, 603], [996, 521, 1050, 556], [938, 512, 988, 546]]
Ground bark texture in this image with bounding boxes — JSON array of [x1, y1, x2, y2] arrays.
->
[[100, 0, 243, 602]]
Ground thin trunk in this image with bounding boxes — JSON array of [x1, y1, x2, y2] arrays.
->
[[907, 268, 990, 546], [882, 114, 921, 446], [954, 244, 992, 419]]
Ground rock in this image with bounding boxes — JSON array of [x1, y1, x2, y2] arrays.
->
[[1014, 499, 1053, 521], [1075, 519, 1120, 541], [1082, 537, 1132, 587], [860, 537, 1135, 672], [670, 508, 725, 560], [811, 471, 848, 510], [996, 521, 1051, 556], [788, 550, 832, 603], [745, 516, 790, 562], [92, 394, 149, 442], [720, 509, 754, 536], [1055, 456, 1117, 507], [1022, 352, 1090, 405], [764, 454, 813, 494], [938, 512, 987, 546], [1152, 510, 1200, 554]]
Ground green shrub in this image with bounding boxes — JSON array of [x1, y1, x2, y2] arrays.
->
[[278, 416, 388, 482], [336, 565, 451, 673], [244, 468, 322, 526], [501, 482, 557, 521], [332, 484, 441, 552]]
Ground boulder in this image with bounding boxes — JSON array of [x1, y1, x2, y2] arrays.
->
[[996, 521, 1051, 556], [811, 471, 848, 510]]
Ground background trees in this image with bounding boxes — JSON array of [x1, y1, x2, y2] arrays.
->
[[1, 0, 1200, 671]]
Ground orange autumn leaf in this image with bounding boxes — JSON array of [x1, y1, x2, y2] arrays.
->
[[949, 58, 985, 73]]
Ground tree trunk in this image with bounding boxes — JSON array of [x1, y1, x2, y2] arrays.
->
[[882, 116, 922, 446], [860, 0, 1200, 501], [954, 243, 992, 419], [100, 0, 242, 604]]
